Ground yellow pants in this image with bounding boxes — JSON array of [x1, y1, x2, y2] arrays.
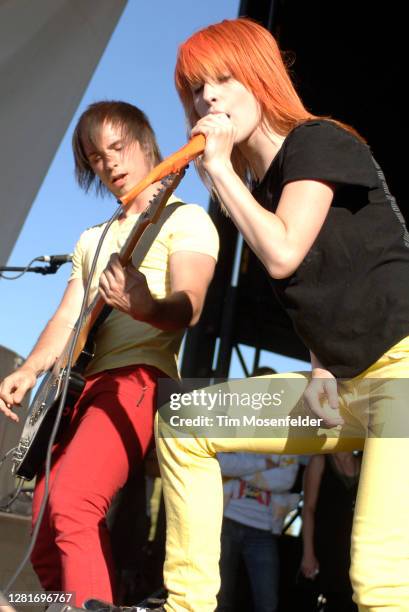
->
[[156, 337, 409, 611]]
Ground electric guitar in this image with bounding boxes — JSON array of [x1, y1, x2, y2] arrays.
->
[[12, 134, 205, 480]]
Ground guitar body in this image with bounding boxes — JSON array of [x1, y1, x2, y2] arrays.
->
[[12, 307, 97, 480], [12, 368, 85, 480]]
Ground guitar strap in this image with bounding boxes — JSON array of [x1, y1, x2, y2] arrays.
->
[[87, 200, 184, 344]]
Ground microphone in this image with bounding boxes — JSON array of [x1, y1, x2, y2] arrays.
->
[[36, 254, 73, 264]]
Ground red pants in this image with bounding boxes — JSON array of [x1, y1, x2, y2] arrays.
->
[[31, 364, 163, 607]]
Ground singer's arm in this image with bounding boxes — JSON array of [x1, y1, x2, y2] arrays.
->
[[0, 279, 84, 421]]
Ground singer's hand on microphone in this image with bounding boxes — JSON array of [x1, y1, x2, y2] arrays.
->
[[191, 113, 236, 176]]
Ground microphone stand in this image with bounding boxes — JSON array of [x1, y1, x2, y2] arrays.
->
[[0, 263, 64, 275]]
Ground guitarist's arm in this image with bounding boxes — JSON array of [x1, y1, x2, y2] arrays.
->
[[99, 250, 216, 331], [0, 279, 84, 421]]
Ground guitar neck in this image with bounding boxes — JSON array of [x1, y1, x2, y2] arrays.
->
[[86, 210, 154, 330], [68, 213, 152, 365]]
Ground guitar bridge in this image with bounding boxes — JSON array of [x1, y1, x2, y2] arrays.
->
[[29, 401, 47, 425], [12, 437, 30, 472]]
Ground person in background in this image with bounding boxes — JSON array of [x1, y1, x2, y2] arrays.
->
[[217, 452, 298, 612]]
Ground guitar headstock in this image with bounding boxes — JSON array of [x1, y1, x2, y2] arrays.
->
[[143, 168, 186, 224], [119, 134, 204, 207], [118, 168, 187, 265]]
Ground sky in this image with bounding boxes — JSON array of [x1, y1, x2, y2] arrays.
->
[[0, 0, 307, 379]]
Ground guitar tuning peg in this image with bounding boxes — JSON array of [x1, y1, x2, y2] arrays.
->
[[161, 173, 175, 186], [147, 186, 166, 207]]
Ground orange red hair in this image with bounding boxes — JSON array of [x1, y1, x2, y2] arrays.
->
[[175, 18, 314, 139], [175, 18, 361, 184]]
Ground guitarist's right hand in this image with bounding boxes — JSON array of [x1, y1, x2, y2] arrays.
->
[[0, 366, 37, 422]]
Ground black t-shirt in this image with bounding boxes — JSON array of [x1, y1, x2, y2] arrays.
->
[[252, 120, 409, 378]]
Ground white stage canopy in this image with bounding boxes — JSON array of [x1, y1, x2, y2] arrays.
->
[[0, 0, 127, 265]]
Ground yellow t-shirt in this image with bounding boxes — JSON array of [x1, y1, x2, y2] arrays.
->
[[69, 196, 219, 379]]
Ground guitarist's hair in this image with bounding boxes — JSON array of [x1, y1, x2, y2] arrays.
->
[[72, 100, 163, 195]]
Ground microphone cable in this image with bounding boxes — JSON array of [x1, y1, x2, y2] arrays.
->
[[0, 255, 72, 280], [0, 258, 40, 280], [0, 478, 24, 512], [0, 447, 25, 511]]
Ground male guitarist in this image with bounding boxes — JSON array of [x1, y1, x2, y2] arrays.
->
[[0, 101, 218, 608]]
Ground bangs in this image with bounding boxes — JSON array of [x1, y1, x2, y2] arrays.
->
[[176, 42, 233, 89], [80, 116, 133, 154], [175, 27, 250, 94], [72, 100, 162, 195]]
